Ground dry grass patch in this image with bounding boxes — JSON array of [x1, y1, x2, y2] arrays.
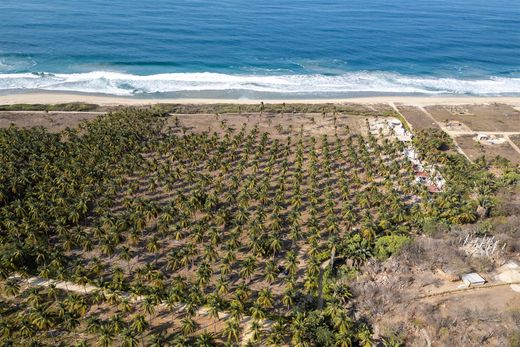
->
[[454, 134, 520, 164]]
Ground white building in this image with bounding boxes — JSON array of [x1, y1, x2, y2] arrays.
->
[[461, 273, 486, 287]]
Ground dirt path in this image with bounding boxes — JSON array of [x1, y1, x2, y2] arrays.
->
[[417, 106, 450, 131], [392, 101, 520, 161], [506, 136, 520, 155], [444, 130, 520, 136], [388, 102, 414, 129], [11, 274, 99, 295], [239, 317, 273, 346], [416, 281, 520, 300]]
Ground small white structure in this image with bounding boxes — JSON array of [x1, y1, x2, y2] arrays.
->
[[369, 118, 412, 141], [461, 234, 502, 258], [404, 148, 421, 166], [461, 273, 486, 287], [475, 134, 507, 145], [404, 148, 417, 160], [489, 137, 507, 145], [415, 176, 427, 184], [389, 119, 402, 126], [433, 175, 446, 190]]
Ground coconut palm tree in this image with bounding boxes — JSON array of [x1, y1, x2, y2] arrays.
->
[[30, 307, 54, 330], [130, 314, 148, 335], [2, 279, 20, 297], [149, 332, 167, 347], [207, 293, 224, 333], [97, 325, 115, 347], [196, 261, 213, 290], [266, 320, 286, 346], [264, 260, 278, 284], [356, 324, 373, 347], [121, 328, 139, 347], [256, 288, 274, 309], [181, 317, 198, 335], [196, 332, 216, 347], [223, 317, 241, 344]]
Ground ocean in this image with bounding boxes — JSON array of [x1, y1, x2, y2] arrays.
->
[[0, 0, 519, 98]]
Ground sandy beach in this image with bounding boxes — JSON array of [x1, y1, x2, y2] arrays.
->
[[1, 92, 520, 107]]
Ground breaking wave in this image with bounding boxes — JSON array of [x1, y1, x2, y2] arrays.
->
[[0, 71, 519, 96]]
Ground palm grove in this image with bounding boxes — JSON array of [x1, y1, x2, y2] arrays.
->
[[0, 107, 517, 346]]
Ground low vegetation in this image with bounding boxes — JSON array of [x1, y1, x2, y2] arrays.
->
[[0, 102, 100, 112]]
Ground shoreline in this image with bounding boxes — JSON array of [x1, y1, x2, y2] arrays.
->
[[0, 92, 520, 107]]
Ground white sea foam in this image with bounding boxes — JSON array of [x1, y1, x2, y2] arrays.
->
[[0, 71, 519, 96], [0, 57, 37, 73]]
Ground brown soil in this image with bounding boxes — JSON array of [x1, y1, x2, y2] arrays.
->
[[395, 104, 440, 130], [166, 112, 370, 138], [454, 135, 520, 164], [425, 104, 520, 132], [0, 111, 102, 132]]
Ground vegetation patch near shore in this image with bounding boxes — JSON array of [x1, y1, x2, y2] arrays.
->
[[0, 102, 100, 112]]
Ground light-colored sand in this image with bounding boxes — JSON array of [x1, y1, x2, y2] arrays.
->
[[1, 92, 520, 106], [497, 261, 520, 293], [11, 274, 99, 294]]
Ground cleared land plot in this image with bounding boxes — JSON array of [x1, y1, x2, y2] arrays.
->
[[395, 104, 440, 130], [426, 104, 520, 132], [167, 112, 370, 138], [454, 135, 520, 164], [0, 111, 102, 132]]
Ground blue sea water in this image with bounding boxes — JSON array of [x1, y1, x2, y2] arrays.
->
[[0, 0, 519, 98]]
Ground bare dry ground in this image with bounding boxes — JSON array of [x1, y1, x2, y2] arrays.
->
[[425, 104, 520, 132], [0, 111, 102, 132], [352, 230, 520, 346], [367, 103, 397, 114], [395, 104, 441, 130], [0, 103, 382, 137], [453, 135, 520, 164], [166, 112, 370, 138]]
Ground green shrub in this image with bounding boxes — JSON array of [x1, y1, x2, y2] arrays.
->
[[317, 250, 332, 263], [421, 218, 448, 236], [375, 235, 410, 260], [337, 265, 358, 280], [510, 330, 520, 347]]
